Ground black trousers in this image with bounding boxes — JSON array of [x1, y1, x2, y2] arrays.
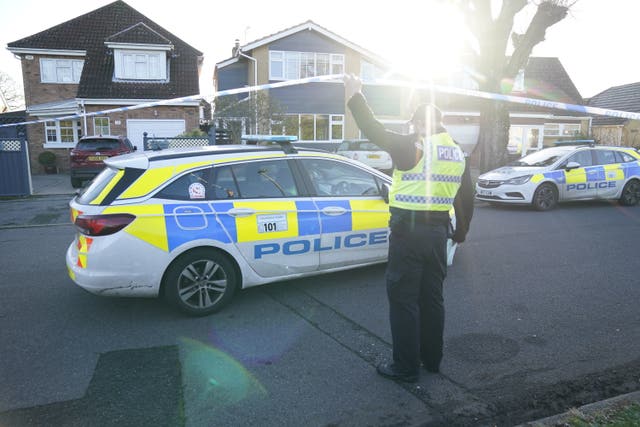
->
[[385, 222, 448, 374]]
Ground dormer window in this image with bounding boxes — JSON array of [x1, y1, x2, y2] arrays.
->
[[105, 22, 173, 82], [113, 49, 167, 80]]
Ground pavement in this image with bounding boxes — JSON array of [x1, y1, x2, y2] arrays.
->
[[31, 172, 77, 196], [3, 172, 639, 426]]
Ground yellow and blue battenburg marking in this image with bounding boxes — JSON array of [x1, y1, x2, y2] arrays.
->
[[533, 161, 640, 189], [160, 199, 389, 254]]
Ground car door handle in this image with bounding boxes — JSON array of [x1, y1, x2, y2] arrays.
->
[[321, 206, 347, 216], [227, 208, 256, 217]]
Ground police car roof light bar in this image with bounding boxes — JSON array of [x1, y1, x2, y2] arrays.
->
[[241, 135, 298, 154]]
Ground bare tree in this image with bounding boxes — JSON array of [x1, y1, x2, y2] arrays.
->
[[0, 71, 25, 112], [458, 0, 571, 171]]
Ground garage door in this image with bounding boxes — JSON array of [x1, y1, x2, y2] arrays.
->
[[126, 119, 186, 151]]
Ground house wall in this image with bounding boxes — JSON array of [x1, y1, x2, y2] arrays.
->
[[27, 105, 199, 174], [19, 54, 82, 107]]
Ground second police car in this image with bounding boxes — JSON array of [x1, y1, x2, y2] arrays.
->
[[476, 144, 640, 210], [66, 138, 457, 316]]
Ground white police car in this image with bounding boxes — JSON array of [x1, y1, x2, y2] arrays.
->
[[476, 144, 640, 210], [66, 137, 458, 316]]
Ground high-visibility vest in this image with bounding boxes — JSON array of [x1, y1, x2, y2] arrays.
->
[[389, 132, 465, 212]]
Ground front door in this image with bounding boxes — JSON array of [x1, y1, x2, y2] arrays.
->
[[508, 126, 544, 158]]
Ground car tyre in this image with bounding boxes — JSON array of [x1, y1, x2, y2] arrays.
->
[[532, 183, 558, 211], [71, 177, 83, 188], [619, 179, 640, 206], [164, 249, 238, 316]]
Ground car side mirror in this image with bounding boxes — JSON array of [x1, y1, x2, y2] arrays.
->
[[565, 161, 580, 170], [381, 182, 390, 204]]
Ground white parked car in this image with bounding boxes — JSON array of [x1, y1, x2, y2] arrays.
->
[[336, 139, 393, 172], [476, 144, 640, 210]]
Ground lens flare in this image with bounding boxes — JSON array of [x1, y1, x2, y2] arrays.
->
[[179, 337, 267, 413]]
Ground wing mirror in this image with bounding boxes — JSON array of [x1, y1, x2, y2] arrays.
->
[[565, 161, 581, 170], [381, 182, 390, 204]]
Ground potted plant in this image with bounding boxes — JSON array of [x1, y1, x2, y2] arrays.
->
[[38, 150, 58, 174]]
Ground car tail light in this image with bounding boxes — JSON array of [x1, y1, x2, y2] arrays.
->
[[74, 214, 135, 236]]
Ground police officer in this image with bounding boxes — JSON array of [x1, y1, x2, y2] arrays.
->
[[344, 74, 474, 383]]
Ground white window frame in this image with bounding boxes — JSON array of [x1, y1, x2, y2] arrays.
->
[[269, 51, 284, 80], [271, 114, 344, 141], [269, 50, 344, 81], [544, 123, 582, 137], [40, 58, 84, 84], [43, 120, 82, 148], [114, 49, 167, 81], [94, 117, 110, 135]]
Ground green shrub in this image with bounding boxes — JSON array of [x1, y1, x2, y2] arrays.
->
[[38, 151, 56, 166]]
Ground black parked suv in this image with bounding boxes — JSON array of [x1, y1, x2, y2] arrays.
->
[[69, 135, 136, 188]]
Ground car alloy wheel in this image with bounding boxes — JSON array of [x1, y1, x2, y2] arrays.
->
[[620, 179, 640, 206], [164, 249, 238, 316], [532, 183, 558, 211]]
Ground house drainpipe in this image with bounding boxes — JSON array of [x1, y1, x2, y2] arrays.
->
[[80, 100, 87, 137], [237, 49, 258, 134]]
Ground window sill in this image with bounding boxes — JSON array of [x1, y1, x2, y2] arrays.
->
[[43, 143, 75, 149]]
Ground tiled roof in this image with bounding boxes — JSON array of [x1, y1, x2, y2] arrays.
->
[[587, 82, 640, 125], [217, 19, 388, 69], [106, 22, 172, 46], [8, 1, 202, 100], [442, 57, 587, 116]]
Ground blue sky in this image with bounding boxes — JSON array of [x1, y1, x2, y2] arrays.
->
[[1, 0, 638, 99]]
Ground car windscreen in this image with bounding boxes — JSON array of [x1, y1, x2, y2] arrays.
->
[[509, 147, 573, 167], [76, 139, 120, 151]]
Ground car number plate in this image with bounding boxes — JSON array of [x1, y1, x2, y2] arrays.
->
[[477, 189, 493, 196], [367, 154, 381, 159], [88, 156, 107, 161]]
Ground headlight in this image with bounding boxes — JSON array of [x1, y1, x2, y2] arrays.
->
[[505, 175, 532, 185]]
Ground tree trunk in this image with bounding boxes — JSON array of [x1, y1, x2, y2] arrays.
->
[[477, 100, 510, 173]]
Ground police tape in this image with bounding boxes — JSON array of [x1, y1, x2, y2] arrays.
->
[[2, 72, 640, 129]]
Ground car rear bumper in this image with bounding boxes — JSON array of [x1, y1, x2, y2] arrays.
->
[[70, 167, 105, 179]]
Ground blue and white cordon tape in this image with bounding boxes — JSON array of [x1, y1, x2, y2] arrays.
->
[[1, 73, 639, 129]]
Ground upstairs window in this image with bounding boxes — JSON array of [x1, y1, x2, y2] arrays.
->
[[114, 50, 167, 80], [40, 59, 84, 84], [269, 50, 344, 81]]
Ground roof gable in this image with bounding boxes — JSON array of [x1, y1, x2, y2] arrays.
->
[[217, 20, 387, 68], [105, 22, 173, 47], [8, 0, 202, 100], [8, 1, 200, 55]]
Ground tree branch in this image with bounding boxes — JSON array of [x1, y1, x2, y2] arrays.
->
[[506, 1, 569, 75]]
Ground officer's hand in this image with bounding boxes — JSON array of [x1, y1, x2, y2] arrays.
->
[[343, 74, 362, 100], [452, 228, 467, 243]]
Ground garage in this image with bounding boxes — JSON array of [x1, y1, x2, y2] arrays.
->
[[126, 119, 186, 151]]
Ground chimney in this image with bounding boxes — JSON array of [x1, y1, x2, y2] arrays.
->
[[232, 39, 240, 57]]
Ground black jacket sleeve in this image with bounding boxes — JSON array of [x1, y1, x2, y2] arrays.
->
[[347, 93, 417, 171], [452, 158, 474, 243]]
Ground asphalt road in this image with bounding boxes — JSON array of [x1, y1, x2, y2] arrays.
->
[[0, 196, 639, 426]]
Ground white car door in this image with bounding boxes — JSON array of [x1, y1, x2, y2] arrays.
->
[[211, 159, 321, 277], [298, 158, 390, 270]]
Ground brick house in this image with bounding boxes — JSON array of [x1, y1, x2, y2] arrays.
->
[[587, 82, 640, 148], [7, 0, 203, 173]]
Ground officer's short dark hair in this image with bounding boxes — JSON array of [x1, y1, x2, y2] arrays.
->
[[411, 103, 442, 124]]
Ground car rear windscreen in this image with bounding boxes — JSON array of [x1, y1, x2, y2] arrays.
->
[[76, 140, 120, 150]]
